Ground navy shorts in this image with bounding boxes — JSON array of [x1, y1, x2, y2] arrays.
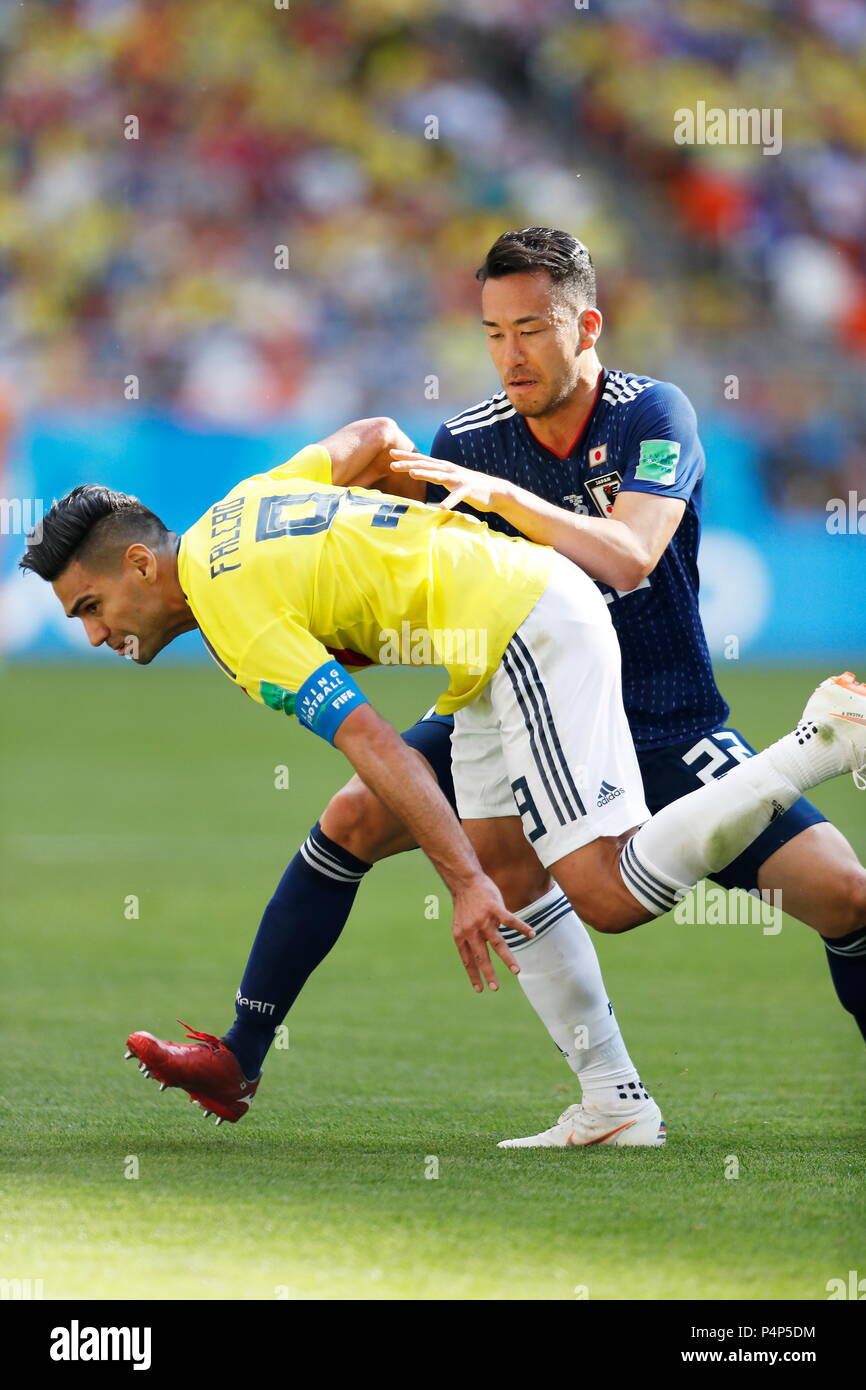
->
[[400, 714, 825, 894], [636, 726, 826, 893]]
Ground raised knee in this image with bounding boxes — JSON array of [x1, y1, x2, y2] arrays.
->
[[587, 911, 630, 935], [320, 780, 395, 862], [474, 847, 549, 914], [827, 865, 866, 935], [502, 866, 551, 914], [585, 899, 650, 934]]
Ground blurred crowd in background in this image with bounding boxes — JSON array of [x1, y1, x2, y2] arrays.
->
[[1, 0, 865, 514]]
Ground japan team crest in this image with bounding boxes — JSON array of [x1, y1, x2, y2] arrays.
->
[[585, 469, 622, 517]]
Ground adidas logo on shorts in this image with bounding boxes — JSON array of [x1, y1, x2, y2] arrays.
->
[[597, 779, 625, 807]]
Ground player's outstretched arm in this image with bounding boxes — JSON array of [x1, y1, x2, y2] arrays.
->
[[333, 702, 533, 990], [390, 450, 684, 591], [314, 417, 427, 498]]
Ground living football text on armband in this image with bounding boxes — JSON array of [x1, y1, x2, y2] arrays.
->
[[295, 661, 369, 744]]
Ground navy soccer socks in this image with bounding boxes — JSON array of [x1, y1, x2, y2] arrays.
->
[[823, 926, 866, 1042], [222, 822, 371, 1079]]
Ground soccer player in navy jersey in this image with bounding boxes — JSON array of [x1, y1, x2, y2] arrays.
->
[[110, 227, 865, 1148]]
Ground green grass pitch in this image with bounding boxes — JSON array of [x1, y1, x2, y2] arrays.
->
[[2, 660, 864, 1300]]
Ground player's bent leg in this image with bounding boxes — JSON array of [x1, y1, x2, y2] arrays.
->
[[756, 823, 866, 1041], [756, 822, 866, 938], [461, 818, 664, 1148], [218, 723, 454, 1087], [218, 816, 373, 1083], [482, 657, 866, 1137], [125, 714, 457, 1121], [491, 669, 866, 1135], [632, 706, 866, 1043], [124, 788, 415, 1124], [552, 678, 866, 1054], [460, 815, 551, 910], [321, 711, 456, 862], [127, 717, 455, 1122], [548, 831, 651, 934], [320, 771, 419, 863], [612, 674, 866, 930], [454, 563, 663, 1147]]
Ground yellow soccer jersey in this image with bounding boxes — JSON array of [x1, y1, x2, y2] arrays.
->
[[177, 444, 555, 742]]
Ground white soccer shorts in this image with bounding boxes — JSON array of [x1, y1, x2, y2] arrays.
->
[[452, 552, 650, 867]]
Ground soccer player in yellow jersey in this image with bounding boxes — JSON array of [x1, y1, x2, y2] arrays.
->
[[21, 417, 866, 1141], [177, 439, 559, 731]]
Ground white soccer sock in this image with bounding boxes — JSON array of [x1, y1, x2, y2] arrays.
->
[[766, 719, 853, 790], [501, 885, 650, 1111], [620, 743, 805, 916]]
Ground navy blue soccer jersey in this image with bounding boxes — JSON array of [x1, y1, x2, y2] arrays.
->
[[428, 367, 728, 751]]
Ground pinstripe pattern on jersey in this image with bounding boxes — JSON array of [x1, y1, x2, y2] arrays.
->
[[432, 367, 729, 752]]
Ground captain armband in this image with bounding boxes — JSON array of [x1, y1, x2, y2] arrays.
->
[[295, 661, 369, 744]]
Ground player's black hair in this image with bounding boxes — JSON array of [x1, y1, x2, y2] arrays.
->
[[476, 227, 596, 309], [18, 484, 170, 582]]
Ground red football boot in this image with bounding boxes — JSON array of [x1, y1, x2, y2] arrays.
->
[[124, 1020, 261, 1125]]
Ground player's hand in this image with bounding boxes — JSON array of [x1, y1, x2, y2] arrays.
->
[[365, 422, 419, 481], [390, 450, 506, 513], [451, 876, 535, 992]]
